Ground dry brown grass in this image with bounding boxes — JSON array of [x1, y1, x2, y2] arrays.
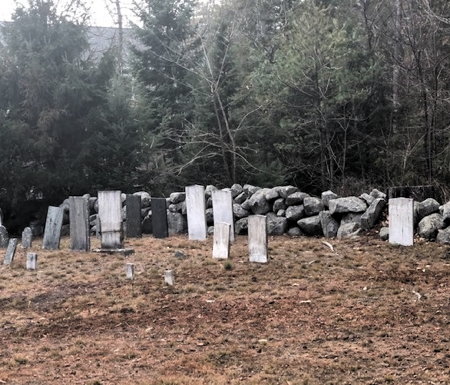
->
[[0, 235, 449, 385]]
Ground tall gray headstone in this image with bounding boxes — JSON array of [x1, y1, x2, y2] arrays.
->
[[22, 227, 33, 249], [126, 194, 142, 238], [4, 238, 18, 265], [0, 225, 9, 248], [69, 196, 90, 251], [152, 198, 169, 238], [185, 185, 207, 240], [248, 215, 268, 263], [213, 222, 231, 259], [26, 253, 38, 270], [212, 189, 235, 242], [43, 206, 64, 250], [98, 191, 123, 249], [389, 197, 414, 246]]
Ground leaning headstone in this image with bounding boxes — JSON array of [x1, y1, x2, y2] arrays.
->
[[248, 215, 268, 263], [0, 225, 9, 248], [126, 263, 135, 280], [69, 196, 90, 251], [152, 198, 169, 238], [42, 206, 64, 250], [22, 227, 33, 249], [26, 253, 38, 270], [98, 191, 123, 249], [213, 222, 231, 259], [4, 238, 18, 265], [212, 189, 235, 242], [389, 198, 414, 246], [126, 195, 142, 238], [164, 270, 175, 286], [185, 185, 207, 240]]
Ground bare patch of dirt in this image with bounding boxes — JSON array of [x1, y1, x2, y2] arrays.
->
[[0, 235, 449, 384]]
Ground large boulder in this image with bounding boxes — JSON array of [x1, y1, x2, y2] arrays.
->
[[442, 202, 450, 222], [234, 191, 248, 204], [278, 185, 298, 199], [337, 222, 361, 239], [417, 213, 444, 240], [416, 198, 440, 220], [235, 217, 248, 235], [321, 190, 339, 208], [303, 197, 324, 216], [370, 188, 387, 200], [359, 193, 375, 206], [276, 209, 286, 217], [230, 184, 243, 198], [167, 211, 187, 235], [248, 189, 271, 215], [319, 211, 339, 238], [265, 187, 280, 201], [341, 213, 363, 226], [285, 205, 305, 222], [233, 203, 249, 219], [286, 192, 310, 206], [329, 197, 367, 215], [379, 227, 389, 241], [243, 184, 260, 195], [273, 198, 286, 212], [205, 185, 218, 197], [0, 225, 9, 248], [134, 191, 151, 208], [361, 198, 386, 230], [287, 227, 303, 237], [267, 212, 288, 235], [297, 215, 322, 236], [436, 227, 450, 244], [169, 192, 185, 204]]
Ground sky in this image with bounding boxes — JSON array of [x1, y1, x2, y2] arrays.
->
[[0, 0, 139, 27]]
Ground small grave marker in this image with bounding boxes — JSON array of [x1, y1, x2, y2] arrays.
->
[[164, 270, 175, 286], [22, 227, 33, 249], [213, 222, 231, 260], [4, 238, 18, 265], [26, 253, 38, 270], [248, 215, 268, 263], [126, 263, 135, 280]]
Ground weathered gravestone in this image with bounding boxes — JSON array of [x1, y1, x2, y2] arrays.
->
[[26, 253, 38, 270], [69, 197, 90, 251], [126, 195, 142, 238], [22, 227, 33, 249], [152, 198, 169, 238], [4, 238, 18, 265], [248, 215, 268, 263], [185, 185, 207, 241], [43, 206, 64, 250], [126, 263, 135, 280], [213, 222, 231, 260], [164, 270, 175, 286], [0, 225, 9, 248], [98, 191, 123, 249], [389, 197, 414, 246], [212, 189, 235, 242]]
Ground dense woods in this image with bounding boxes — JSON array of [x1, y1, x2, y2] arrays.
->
[[0, 0, 449, 223]]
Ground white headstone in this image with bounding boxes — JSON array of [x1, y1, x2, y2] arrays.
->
[[248, 215, 268, 263], [185, 185, 207, 240], [26, 253, 38, 270], [69, 196, 90, 251], [98, 191, 123, 249], [213, 222, 231, 259], [212, 189, 235, 242], [126, 263, 135, 280], [164, 270, 175, 286], [389, 197, 414, 246], [42, 206, 64, 250], [22, 227, 33, 249], [4, 238, 18, 265]]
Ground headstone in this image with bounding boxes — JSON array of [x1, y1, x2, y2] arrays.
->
[[185, 185, 207, 240], [152, 198, 169, 238], [22, 227, 33, 249], [389, 198, 414, 246], [213, 222, 231, 259], [0, 225, 9, 248], [248, 215, 268, 263], [212, 189, 235, 242], [69, 196, 90, 251], [42, 206, 64, 250], [126, 263, 135, 280], [164, 270, 175, 286], [26, 253, 38, 270], [98, 191, 123, 249], [4, 238, 18, 265], [126, 195, 142, 238]]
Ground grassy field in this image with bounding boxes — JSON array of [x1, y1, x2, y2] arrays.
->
[[0, 234, 449, 385]]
